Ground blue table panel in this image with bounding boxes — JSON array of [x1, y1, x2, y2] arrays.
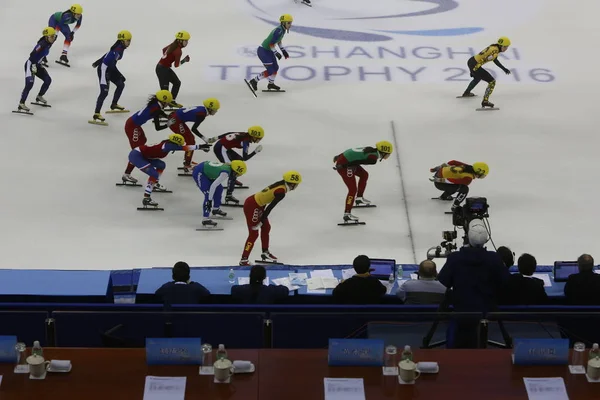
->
[[0, 270, 111, 296]]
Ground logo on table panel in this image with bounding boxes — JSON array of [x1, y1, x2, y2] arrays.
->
[[245, 0, 542, 41]]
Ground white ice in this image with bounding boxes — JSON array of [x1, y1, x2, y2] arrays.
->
[[0, 0, 598, 270]]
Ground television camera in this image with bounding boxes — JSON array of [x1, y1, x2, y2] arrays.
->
[[426, 197, 491, 259]]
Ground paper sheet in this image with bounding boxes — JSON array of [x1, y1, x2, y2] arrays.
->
[[237, 277, 269, 286], [381, 281, 394, 295], [523, 377, 569, 400], [289, 273, 308, 285], [342, 268, 356, 280], [410, 273, 418, 280], [324, 378, 366, 400], [272, 277, 300, 291], [311, 269, 335, 278], [532, 273, 552, 288], [143, 376, 186, 400], [594, 270, 600, 275], [307, 277, 339, 290]]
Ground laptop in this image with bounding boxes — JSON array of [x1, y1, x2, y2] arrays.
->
[[368, 258, 396, 280], [553, 261, 579, 282]]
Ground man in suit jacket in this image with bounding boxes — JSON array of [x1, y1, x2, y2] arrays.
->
[[155, 261, 211, 304], [501, 253, 548, 305], [231, 265, 289, 304], [397, 260, 446, 304], [332, 255, 387, 304], [564, 254, 600, 305]]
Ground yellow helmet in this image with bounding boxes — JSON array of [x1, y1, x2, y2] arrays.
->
[[247, 126, 264, 140], [376, 140, 393, 154], [472, 162, 489, 178], [70, 4, 83, 14], [168, 133, 185, 146], [283, 171, 302, 186], [203, 98, 220, 112], [43, 27, 56, 37], [230, 160, 247, 177], [156, 90, 173, 104], [118, 30, 132, 41], [176, 30, 191, 41], [280, 14, 293, 23], [497, 36, 511, 47]]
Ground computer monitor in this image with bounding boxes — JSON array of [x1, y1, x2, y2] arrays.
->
[[368, 258, 396, 280], [553, 261, 579, 282]]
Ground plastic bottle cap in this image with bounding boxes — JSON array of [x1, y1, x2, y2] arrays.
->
[[218, 344, 225, 349], [33, 341, 40, 346], [404, 345, 411, 351]]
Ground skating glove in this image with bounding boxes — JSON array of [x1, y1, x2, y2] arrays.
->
[[198, 144, 211, 153], [503, 68, 511, 75], [281, 49, 289, 59], [255, 145, 263, 153], [275, 52, 282, 60], [252, 222, 263, 231], [31, 64, 37, 74], [181, 55, 190, 64], [69, 32, 75, 41]]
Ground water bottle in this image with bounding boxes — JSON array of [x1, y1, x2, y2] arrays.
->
[[216, 344, 228, 360], [228, 268, 235, 284], [388, 272, 394, 285], [401, 345, 412, 362], [32, 340, 43, 357], [590, 343, 600, 360], [397, 265, 403, 281]]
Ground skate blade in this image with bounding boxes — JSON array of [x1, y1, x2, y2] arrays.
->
[[31, 102, 51, 108], [212, 216, 233, 220], [137, 206, 164, 211], [105, 109, 130, 114], [244, 79, 258, 98], [115, 182, 142, 187], [177, 173, 192, 177], [12, 110, 34, 116], [431, 197, 454, 201], [153, 189, 173, 194], [221, 202, 243, 208], [476, 107, 499, 111], [88, 120, 108, 126], [234, 186, 249, 189], [255, 259, 283, 265], [196, 226, 223, 231], [444, 211, 454, 215], [338, 221, 366, 226], [456, 95, 477, 98], [354, 204, 376, 208], [262, 89, 286, 93], [55, 60, 70, 67]]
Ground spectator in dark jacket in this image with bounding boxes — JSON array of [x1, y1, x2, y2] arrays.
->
[[332, 255, 387, 304], [564, 254, 600, 305], [231, 265, 289, 304], [155, 261, 211, 304], [501, 253, 548, 305], [397, 260, 446, 304], [437, 220, 510, 348]]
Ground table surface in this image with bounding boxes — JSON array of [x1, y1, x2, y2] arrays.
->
[[0, 270, 111, 296], [0, 348, 596, 399]]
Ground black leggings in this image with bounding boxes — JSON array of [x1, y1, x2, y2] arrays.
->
[[467, 57, 494, 83], [155, 64, 181, 100], [435, 182, 469, 206]]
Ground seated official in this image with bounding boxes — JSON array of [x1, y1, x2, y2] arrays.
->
[[231, 265, 289, 304], [397, 260, 446, 305], [332, 255, 387, 304], [155, 261, 211, 304], [501, 253, 548, 305], [496, 246, 515, 269], [564, 254, 600, 305]]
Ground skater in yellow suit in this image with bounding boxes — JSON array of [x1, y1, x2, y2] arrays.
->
[[459, 37, 512, 109]]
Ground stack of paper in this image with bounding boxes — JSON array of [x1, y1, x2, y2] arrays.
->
[[324, 378, 365, 400], [272, 277, 300, 291], [143, 376, 186, 400], [307, 270, 339, 292], [410, 273, 419, 280], [289, 272, 308, 285], [237, 277, 270, 286], [341, 268, 356, 280]]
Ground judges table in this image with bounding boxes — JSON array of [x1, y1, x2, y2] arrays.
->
[[0, 348, 596, 399], [135, 265, 566, 302]]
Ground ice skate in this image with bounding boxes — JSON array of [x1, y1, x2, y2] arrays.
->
[[234, 180, 249, 189], [195, 217, 224, 231], [13, 102, 33, 115], [263, 82, 285, 93], [432, 194, 454, 201], [244, 78, 258, 98], [137, 196, 164, 211], [89, 113, 108, 126], [122, 174, 138, 184], [476, 100, 499, 111], [41, 56, 49, 67], [153, 182, 173, 193], [338, 213, 366, 226], [212, 208, 232, 220], [31, 95, 51, 108], [178, 164, 193, 176], [355, 197, 376, 208], [256, 250, 282, 265], [55, 54, 70, 67], [456, 92, 476, 98], [202, 218, 217, 227], [168, 101, 183, 109], [239, 258, 250, 266], [222, 195, 242, 207], [106, 103, 130, 114], [301, 0, 312, 6]]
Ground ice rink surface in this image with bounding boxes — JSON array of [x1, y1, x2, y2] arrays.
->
[[0, 0, 598, 270]]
